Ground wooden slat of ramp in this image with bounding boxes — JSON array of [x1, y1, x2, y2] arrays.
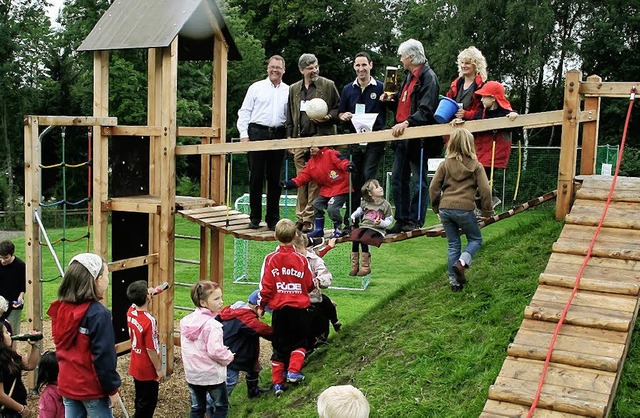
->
[[482, 175, 640, 417]]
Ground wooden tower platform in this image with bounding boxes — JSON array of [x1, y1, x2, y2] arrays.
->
[[481, 175, 640, 417]]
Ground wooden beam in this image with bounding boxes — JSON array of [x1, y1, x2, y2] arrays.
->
[[102, 125, 163, 137], [177, 126, 220, 137], [34, 115, 117, 126], [556, 70, 582, 220], [103, 197, 161, 214], [176, 110, 568, 155], [580, 75, 602, 175], [107, 253, 160, 272], [579, 81, 640, 98]]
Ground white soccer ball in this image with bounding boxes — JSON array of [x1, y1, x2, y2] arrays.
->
[[305, 98, 329, 119]]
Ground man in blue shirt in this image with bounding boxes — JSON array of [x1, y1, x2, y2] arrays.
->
[[338, 52, 387, 224]]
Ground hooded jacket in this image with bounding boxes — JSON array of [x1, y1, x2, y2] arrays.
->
[[429, 156, 493, 218], [216, 302, 272, 372], [47, 300, 121, 400], [290, 147, 351, 198], [180, 307, 234, 386]]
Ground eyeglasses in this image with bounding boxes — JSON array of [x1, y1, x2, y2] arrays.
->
[[268, 66, 284, 70]]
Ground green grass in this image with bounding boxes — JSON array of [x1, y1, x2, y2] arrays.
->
[[15, 205, 640, 416]]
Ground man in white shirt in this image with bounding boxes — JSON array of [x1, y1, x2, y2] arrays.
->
[[237, 55, 290, 230]]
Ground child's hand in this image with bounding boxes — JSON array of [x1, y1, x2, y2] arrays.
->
[[450, 118, 464, 126], [156, 368, 166, 382], [507, 112, 518, 121], [327, 238, 337, 248], [256, 306, 265, 317]]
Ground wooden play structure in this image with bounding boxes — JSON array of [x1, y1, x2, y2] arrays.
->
[[20, 0, 640, 412]]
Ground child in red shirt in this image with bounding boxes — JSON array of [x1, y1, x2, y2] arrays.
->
[[126, 280, 164, 418], [282, 146, 354, 238], [256, 219, 315, 396]]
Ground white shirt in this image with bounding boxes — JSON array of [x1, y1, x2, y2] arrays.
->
[[237, 77, 289, 138]]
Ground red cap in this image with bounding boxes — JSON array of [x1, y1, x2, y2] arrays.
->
[[475, 81, 512, 111]]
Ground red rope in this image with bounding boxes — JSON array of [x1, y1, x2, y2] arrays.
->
[[527, 86, 637, 416]]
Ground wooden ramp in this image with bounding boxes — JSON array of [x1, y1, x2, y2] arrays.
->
[[481, 176, 640, 417], [177, 190, 557, 242]]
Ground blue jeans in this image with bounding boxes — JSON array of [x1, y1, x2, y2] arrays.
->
[[439, 209, 483, 284], [189, 382, 228, 418], [63, 396, 112, 418]]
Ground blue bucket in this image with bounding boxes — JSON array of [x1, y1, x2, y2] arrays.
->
[[434, 97, 460, 124]]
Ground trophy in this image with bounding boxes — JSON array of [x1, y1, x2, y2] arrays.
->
[[383, 66, 399, 96]]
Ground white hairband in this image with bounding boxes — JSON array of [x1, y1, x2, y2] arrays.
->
[[69, 253, 104, 279]]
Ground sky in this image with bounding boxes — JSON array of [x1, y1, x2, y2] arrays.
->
[[47, 0, 65, 25]]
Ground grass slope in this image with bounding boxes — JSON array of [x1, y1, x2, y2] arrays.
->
[[232, 211, 564, 417]]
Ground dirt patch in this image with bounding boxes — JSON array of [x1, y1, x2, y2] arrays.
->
[[18, 320, 273, 417]]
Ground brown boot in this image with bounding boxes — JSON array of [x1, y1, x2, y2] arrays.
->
[[358, 252, 371, 276], [349, 252, 359, 276]]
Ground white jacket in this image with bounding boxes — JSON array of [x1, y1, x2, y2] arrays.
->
[[305, 249, 332, 303]]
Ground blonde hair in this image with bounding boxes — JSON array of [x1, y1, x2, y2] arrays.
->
[[190, 281, 220, 308], [318, 385, 370, 418], [457, 46, 487, 82], [360, 179, 381, 203], [292, 229, 307, 253], [275, 219, 296, 244], [0, 295, 8, 317], [446, 128, 478, 161]]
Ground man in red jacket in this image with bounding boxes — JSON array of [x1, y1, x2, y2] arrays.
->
[[256, 219, 314, 396]]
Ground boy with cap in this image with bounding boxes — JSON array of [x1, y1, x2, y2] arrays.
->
[[215, 290, 272, 399], [452, 80, 518, 208]]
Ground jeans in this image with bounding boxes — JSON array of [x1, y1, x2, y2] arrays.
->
[[63, 396, 112, 418], [189, 382, 228, 418], [439, 209, 483, 284], [312, 194, 349, 224], [6, 309, 21, 335]]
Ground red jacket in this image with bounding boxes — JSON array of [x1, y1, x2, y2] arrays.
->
[[258, 245, 314, 311], [291, 147, 351, 198], [446, 75, 485, 121], [48, 300, 121, 400], [473, 107, 513, 169]]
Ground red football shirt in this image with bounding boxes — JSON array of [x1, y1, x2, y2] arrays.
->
[[127, 305, 160, 381]]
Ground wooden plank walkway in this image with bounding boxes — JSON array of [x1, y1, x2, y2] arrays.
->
[[481, 175, 640, 417], [177, 190, 557, 243]]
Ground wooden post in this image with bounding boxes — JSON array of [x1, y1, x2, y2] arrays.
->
[[148, 48, 162, 309], [23, 116, 42, 389], [92, 51, 110, 287], [556, 70, 582, 220], [158, 38, 178, 374], [579, 75, 602, 175], [209, 34, 228, 286]]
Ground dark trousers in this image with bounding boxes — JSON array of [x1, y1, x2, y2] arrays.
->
[[391, 139, 442, 226], [247, 124, 285, 225], [345, 143, 385, 224], [133, 379, 159, 418], [271, 306, 310, 363]]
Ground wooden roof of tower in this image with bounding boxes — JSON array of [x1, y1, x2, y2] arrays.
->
[[77, 0, 241, 61]]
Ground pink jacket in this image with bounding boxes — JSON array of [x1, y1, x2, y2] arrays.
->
[[180, 308, 234, 385], [38, 384, 64, 418]]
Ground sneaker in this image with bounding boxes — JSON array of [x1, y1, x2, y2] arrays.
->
[[248, 386, 270, 399], [273, 383, 285, 397], [301, 221, 313, 233], [248, 220, 260, 229], [286, 371, 305, 383], [307, 237, 325, 248], [330, 229, 343, 239], [401, 222, 420, 232], [333, 321, 342, 332], [453, 260, 467, 285], [451, 283, 464, 292]]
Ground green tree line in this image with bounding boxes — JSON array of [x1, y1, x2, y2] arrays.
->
[[1, 0, 638, 215]]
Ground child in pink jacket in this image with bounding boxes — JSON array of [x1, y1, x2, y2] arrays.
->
[[180, 281, 234, 417], [36, 351, 64, 418]]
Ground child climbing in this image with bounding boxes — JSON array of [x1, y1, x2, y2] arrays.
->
[[429, 128, 492, 292], [347, 179, 394, 276]]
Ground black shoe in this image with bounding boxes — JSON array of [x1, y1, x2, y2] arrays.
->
[[333, 321, 342, 332], [386, 222, 404, 234], [248, 386, 270, 399], [401, 222, 418, 232], [248, 220, 260, 229], [451, 283, 464, 292], [453, 261, 467, 285], [267, 223, 277, 231], [307, 237, 325, 248]]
